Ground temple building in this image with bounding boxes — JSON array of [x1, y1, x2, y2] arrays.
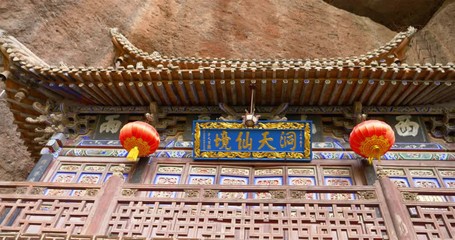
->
[[0, 26, 454, 239]]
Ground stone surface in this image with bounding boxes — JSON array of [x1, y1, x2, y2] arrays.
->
[[0, 82, 34, 181], [405, 0, 455, 64], [0, 0, 453, 180], [0, 0, 396, 66]]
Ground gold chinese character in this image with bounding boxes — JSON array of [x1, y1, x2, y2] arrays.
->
[[207, 133, 212, 150], [236, 131, 253, 150], [258, 131, 276, 150], [214, 131, 231, 150], [280, 131, 297, 150]]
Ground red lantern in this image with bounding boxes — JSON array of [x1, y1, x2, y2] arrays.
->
[[349, 120, 395, 164], [119, 121, 160, 161]]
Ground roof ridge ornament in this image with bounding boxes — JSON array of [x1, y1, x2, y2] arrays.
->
[[110, 26, 419, 69], [406, 26, 417, 37], [242, 84, 260, 128]]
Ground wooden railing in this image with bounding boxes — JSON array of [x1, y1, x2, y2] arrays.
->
[[399, 187, 455, 240], [109, 183, 394, 239], [0, 177, 453, 239], [0, 182, 101, 235]]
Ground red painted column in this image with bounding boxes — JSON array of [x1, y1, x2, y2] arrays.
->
[[83, 175, 124, 235], [379, 176, 418, 239]]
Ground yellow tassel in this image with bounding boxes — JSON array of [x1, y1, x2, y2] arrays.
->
[[127, 146, 139, 161], [367, 157, 373, 165]]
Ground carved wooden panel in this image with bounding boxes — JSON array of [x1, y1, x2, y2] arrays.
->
[[382, 167, 455, 190], [151, 163, 356, 186], [0, 199, 94, 234], [108, 193, 390, 239], [407, 203, 455, 239], [46, 161, 132, 185], [385, 164, 455, 238], [150, 163, 357, 201]]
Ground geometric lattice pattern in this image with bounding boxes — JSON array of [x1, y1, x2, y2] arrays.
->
[[0, 199, 94, 235], [108, 201, 390, 240], [408, 206, 455, 240]]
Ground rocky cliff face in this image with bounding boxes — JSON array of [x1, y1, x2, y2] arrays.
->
[[1, 0, 396, 66], [405, 0, 455, 64], [0, 0, 453, 180], [0, 82, 34, 181]]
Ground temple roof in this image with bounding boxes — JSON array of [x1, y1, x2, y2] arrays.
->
[[0, 27, 454, 107], [0, 28, 454, 158]]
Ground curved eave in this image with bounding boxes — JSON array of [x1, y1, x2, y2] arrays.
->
[[1, 28, 454, 108], [0, 31, 49, 68], [7, 63, 455, 107], [110, 27, 417, 70]]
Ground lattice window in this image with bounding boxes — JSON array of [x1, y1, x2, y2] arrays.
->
[[254, 167, 284, 199], [151, 164, 355, 185], [409, 205, 455, 240], [50, 163, 131, 183], [0, 199, 94, 234], [438, 169, 455, 188], [323, 167, 355, 200], [108, 200, 391, 239], [150, 164, 185, 197], [44, 162, 131, 196], [382, 166, 455, 202], [220, 166, 250, 199], [149, 162, 357, 200], [381, 167, 455, 189], [188, 166, 217, 185], [386, 167, 455, 238]]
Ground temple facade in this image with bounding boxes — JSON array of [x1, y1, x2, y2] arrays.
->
[[0, 26, 454, 239]]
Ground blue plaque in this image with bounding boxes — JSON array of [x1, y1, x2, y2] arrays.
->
[[193, 121, 312, 161]]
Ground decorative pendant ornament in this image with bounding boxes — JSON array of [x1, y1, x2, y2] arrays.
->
[[349, 120, 395, 164], [119, 121, 160, 161], [242, 84, 260, 127]]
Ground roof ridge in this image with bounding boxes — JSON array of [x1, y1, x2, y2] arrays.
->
[[110, 26, 418, 69]]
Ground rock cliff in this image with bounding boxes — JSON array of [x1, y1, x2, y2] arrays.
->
[[0, 0, 453, 180]]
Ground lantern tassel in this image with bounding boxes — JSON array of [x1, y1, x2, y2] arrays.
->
[[367, 157, 373, 165], [127, 146, 139, 161], [366, 145, 382, 165]]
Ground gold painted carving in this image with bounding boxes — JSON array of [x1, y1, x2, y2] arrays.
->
[[304, 123, 311, 159], [402, 192, 419, 201], [221, 167, 250, 176], [203, 190, 219, 198], [30, 187, 46, 195], [376, 167, 387, 179], [409, 169, 435, 176], [194, 121, 311, 159], [111, 164, 126, 178], [121, 189, 137, 196], [15, 187, 28, 194], [86, 189, 99, 197], [184, 189, 200, 198], [270, 190, 286, 199], [255, 168, 283, 176], [157, 165, 184, 174], [194, 123, 201, 157], [290, 190, 307, 199], [288, 168, 315, 175], [357, 191, 377, 200]]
